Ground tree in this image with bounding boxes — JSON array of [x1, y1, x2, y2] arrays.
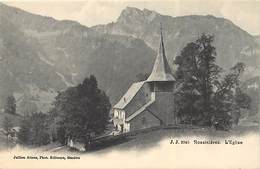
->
[[18, 112, 50, 145], [4, 95, 16, 114], [196, 35, 222, 120], [213, 63, 251, 126], [3, 117, 13, 138], [18, 116, 31, 144], [174, 34, 251, 129], [175, 34, 221, 124], [53, 75, 111, 147]]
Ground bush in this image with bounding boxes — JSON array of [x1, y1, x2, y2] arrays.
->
[[18, 112, 50, 146]]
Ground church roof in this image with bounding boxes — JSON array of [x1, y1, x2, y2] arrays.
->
[[113, 81, 145, 109], [146, 25, 175, 82], [126, 99, 155, 122]]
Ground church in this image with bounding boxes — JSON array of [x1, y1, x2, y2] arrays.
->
[[112, 27, 177, 133]]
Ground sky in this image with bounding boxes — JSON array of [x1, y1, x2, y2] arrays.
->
[[3, 0, 260, 35]]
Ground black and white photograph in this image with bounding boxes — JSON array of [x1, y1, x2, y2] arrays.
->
[[0, 0, 259, 168]]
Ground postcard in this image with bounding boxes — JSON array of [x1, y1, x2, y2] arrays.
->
[[0, 0, 259, 168]]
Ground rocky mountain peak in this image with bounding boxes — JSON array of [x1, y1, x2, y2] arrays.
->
[[117, 6, 159, 24]]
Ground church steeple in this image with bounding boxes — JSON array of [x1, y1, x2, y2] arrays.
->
[[147, 24, 175, 82]]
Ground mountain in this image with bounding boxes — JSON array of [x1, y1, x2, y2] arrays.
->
[[93, 7, 260, 70], [0, 3, 259, 117], [0, 112, 22, 128], [92, 7, 260, 117], [241, 77, 260, 114], [0, 3, 155, 115]]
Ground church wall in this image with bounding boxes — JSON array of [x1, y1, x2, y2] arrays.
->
[[113, 109, 125, 124], [154, 82, 174, 92], [129, 109, 161, 131], [149, 92, 176, 125], [124, 82, 152, 117]]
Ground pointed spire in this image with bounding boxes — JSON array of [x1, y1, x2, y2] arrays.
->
[[159, 22, 165, 57], [147, 24, 175, 82]]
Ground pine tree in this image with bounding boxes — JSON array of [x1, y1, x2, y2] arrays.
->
[[4, 95, 16, 114], [3, 117, 13, 137]]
